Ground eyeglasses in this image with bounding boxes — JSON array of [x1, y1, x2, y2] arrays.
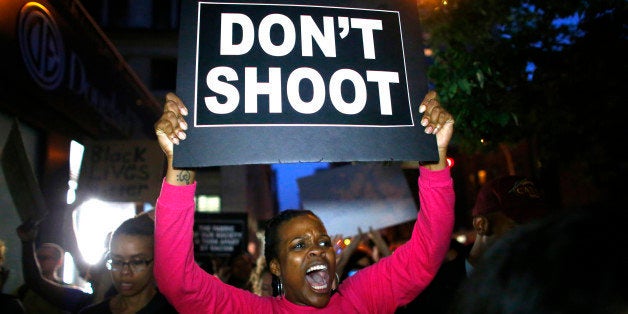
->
[[106, 258, 153, 272]]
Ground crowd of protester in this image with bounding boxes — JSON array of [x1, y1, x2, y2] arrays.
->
[[2, 89, 625, 313]]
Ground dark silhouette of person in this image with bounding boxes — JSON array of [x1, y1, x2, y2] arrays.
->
[[453, 208, 628, 314]]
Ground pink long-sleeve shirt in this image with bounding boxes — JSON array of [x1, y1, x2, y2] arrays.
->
[[155, 166, 454, 313]]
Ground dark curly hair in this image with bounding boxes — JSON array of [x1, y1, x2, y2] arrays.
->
[[111, 214, 155, 250], [263, 209, 319, 296]]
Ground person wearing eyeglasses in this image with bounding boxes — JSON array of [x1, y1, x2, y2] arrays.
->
[[79, 213, 177, 313]]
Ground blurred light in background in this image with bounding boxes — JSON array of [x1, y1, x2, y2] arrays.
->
[[67, 140, 84, 204], [446, 157, 454, 168], [477, 169, 487, 185], [61, 252, 92, 293], [196, 195, 221, 213], [72, 199, 136, 265], [455, 234, 467, 244]]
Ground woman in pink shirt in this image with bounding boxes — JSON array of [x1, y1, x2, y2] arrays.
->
[[153, 91, 455, 313]]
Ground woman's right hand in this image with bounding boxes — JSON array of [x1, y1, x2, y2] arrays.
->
[[154, 92, 189, 161], [154, 93, 195, 185]]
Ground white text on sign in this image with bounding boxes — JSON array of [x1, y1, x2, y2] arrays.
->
[[204, 13, 399, 117]]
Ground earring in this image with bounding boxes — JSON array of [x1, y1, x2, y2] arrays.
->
[[333, 272, 340, 291], [276, 278, 284, 296]]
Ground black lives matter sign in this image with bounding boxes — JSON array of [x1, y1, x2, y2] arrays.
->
[[175, 0, 437, 167], [78, 140, 164, 202]]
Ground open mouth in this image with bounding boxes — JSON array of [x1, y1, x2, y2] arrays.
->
[[119, 281, 134, 293], [305, 264, 330, 293]]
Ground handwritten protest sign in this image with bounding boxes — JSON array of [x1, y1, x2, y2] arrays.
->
[[174, 0, 436, 167], [78, 140, 164, 202], [298, 163, 417, 237]]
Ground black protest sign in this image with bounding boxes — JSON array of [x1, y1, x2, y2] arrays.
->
[[78, 140, 164, 202], [1, 119, 48, 223], [194, 213, 248, 258], [174, 0, 436, 167]]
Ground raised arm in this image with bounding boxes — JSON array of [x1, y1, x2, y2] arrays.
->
[[154, 92, 196, 185], [17, 220, 93, 312], [367, 226, 391, 261], [389, 90, 455, 304], [335, 228, 367, 281], [153, 93, 264, 313], [336, 91, 455, 312], [154, 92, 203, 312]]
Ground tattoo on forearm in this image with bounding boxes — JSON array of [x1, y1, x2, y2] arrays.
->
[[176, 170, 191, 184]]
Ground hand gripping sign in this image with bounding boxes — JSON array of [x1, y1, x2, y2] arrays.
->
[[174, 0, 436, 167]]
